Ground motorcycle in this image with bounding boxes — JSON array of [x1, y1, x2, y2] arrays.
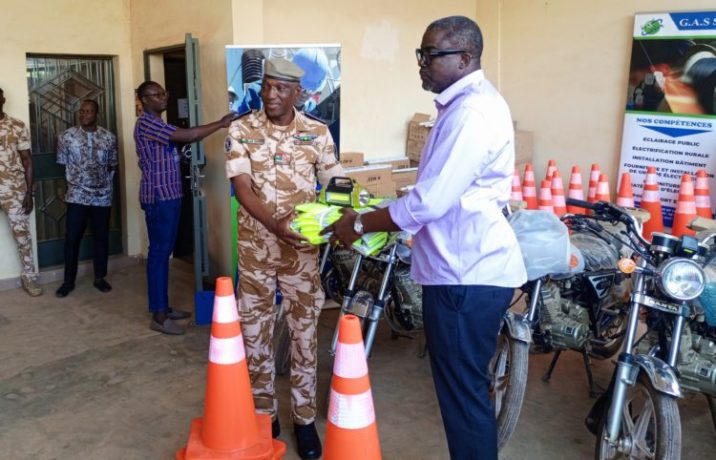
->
[[492, 203, 636, 449], [577, 199, 709, 460]]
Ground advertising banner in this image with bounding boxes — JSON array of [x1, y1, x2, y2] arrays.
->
[[618, 11, 716, 226]]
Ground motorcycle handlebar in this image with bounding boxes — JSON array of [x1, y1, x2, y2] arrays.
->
[[565, 198, 595, 210]]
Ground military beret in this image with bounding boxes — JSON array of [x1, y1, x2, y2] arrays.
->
[[264, 58, 304, 83]]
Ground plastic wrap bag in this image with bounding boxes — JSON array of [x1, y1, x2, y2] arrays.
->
[[699, 256, 716, 327], [508, 210, 570, 281]]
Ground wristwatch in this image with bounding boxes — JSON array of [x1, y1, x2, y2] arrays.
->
[[353, 214, 364, 236]]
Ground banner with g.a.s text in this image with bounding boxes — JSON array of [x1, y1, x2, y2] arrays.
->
[[619, 11, 716, 226]]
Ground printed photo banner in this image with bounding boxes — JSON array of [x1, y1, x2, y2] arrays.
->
[[225, 44, 341, 280], [618, 11, 716, 226]]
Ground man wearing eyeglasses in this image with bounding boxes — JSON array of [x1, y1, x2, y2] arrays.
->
[[326, 16, 526, 459], [134, 81, 236, 335]]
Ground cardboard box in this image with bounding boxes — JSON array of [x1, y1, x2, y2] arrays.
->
[[365, 180, 397, 197], [344, 165, 392, 189], [515, 130, 533, 166], [406, 113, 434, 163], [392, 167, 418, 190], [408, 113, 433, 143], [365, 155, 411, 170], [407, 139, 425, 163], [340, 151, 364, 167]]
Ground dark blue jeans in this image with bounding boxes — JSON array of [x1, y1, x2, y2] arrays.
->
[[63, 203, 111, 285], [422, 284, 514, 460], [142, 199, 181, 313]]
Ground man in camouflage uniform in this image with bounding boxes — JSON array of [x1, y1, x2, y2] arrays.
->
[[0, 88, 42, 296], [225, 58, 343, 460]]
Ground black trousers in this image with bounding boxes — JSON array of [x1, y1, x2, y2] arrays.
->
[[63, 202, 111, 286], [422, 284, 514, 460]]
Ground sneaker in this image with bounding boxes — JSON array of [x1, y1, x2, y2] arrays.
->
[[21, 277, 43, 297], [149, 317, 186, 335], [93, 278, 112, 293], [55, 283, 75, 298], [167, 307, 192, 320]]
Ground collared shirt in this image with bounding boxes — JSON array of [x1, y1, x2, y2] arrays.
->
[[133, 112, 181, 204], [389, 70, 527, 287], [57, 126, 118, 207], [0, 114, 31, 192], [225, 109, 343, 234]]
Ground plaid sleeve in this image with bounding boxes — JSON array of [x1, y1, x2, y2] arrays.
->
[[139, 116, 177, 144]]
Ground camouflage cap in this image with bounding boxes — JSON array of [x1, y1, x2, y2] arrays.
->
[[264, 58, 304, 83]]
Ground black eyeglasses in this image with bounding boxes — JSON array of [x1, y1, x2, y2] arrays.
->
[[415, 48, 466, 65], [142, 91, 169, 99]]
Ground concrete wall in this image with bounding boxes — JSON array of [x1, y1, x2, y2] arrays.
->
[[3, 0, 713, 284], [481, 0, 716, 182], [0, 0, 136, 281], [128, 0, 235, 279]]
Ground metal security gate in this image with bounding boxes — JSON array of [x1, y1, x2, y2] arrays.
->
[[26, 55, 122, 268]]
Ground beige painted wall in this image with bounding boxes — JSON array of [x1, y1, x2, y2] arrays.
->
[[129, 0, 235, 278], [488, 0, 716, 185], [0, 0, 136, 281], [259, 0, 478, 158]]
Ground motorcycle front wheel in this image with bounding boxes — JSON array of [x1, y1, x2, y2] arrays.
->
[[490, 329, 529, 450], [595, 373, 681, 460]]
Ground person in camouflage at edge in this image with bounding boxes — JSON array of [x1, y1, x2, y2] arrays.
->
[[225, 58, 343, 460], [0, 87, 42, 297]]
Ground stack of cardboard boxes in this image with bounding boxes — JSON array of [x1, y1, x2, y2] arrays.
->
[[340, 153, 398, 197], [405, 112, 533, 173], [336, 113, 533, 199]]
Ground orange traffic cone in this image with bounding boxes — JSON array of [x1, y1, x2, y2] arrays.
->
[[596, 174, 611, 203], [640, 166, 664, 240], [511, 169, 523, 202], [616, 172, 635, 208], [671, 174, 697, 238], [324, 315, 381, 460], [176, 277, 286, 460], [546, 159, 557, 180], [567, 166, 586, 214], [538, 180, 554, 214], [695, 170, 713, 218], [522, 164, 538, 210], [551, 170, 567, 216], [587, 164, 601, 203]]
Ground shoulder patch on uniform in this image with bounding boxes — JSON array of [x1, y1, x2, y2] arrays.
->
[[224, 137, 233, 152]]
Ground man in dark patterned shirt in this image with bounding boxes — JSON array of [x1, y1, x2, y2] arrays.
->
[[134, 80, 235, 335], [56, 100, 118, 298]]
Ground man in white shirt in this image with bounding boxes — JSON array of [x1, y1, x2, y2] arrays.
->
[[327, 16, 526, 459]]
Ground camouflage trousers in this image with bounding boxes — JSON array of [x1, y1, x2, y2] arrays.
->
[[237, 235, 324, 425], [0, 188, 37, 281]]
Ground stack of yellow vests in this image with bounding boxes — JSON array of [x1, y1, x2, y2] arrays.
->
[[291, 199, 391, 256]]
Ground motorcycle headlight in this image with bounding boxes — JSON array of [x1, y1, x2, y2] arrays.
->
[[657, 258, 705, 301]]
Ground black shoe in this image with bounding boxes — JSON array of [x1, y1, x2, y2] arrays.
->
[[167, 307, 192, 320], [55, 283, 75, 298], [294, 422, 321, 459], [272, 418, 280, 439], [93, 278, 112, 293]]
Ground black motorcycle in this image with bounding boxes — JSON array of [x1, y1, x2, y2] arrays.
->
[[493, 202, 636, 449]]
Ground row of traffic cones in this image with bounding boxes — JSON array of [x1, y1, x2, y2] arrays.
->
[[512, 161, 713, 239], [176, 277, 380, 460]]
